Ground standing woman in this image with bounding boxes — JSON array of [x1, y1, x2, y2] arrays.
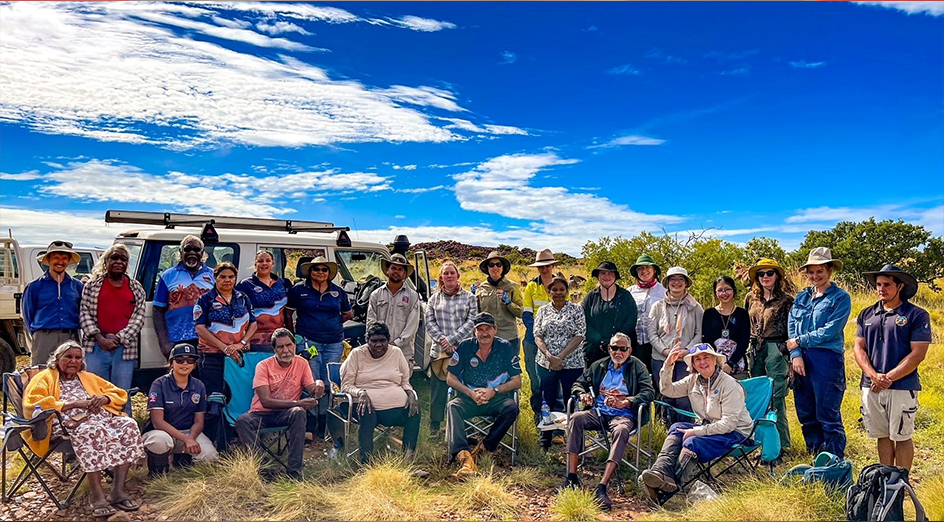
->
[[79, 243, 146, 413], [534, 273, 586, 449], [745, 258, 794, 454], [285, 256, 352, 440], [628, 255, 666, 373], [648, 267, 703, 417], [425, 260, 478, 438], [787, 247, 852, 458], [702, 276, 751, 380], [582, 261, 638, 366], [474, 251, 523, 347], [236, 250, 292, 352]]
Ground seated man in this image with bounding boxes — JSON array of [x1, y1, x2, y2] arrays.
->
[[445, 312, 522, 478], [235, 328, 325, 480], [558, 332, 655, 510]]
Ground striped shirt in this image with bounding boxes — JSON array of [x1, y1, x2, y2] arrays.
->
[[425, 289, 478, 359]]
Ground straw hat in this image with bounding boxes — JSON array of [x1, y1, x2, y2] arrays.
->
[[479, 251, 511, 276], [528, 249, 558, 267], [661, 266, 692, 288], [748, 258, 785, 285], [800, 247, 844, 271], [863, 264, 918, 301], [381, 253, 415, 278], [683, 343, 726, 372], [299, 256, 338, 280], [37, 240, 81, 266]]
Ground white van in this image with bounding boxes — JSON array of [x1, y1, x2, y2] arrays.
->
[[0, 235, 103, 374], [104, 211, 432, 384]]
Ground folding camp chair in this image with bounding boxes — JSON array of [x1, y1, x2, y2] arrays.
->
[[325, 362, 414, 460], [223, 352, 289, 470], [652, 376, 776, 505], [446, 387, 519, 466], [565, 391, 654, 490]]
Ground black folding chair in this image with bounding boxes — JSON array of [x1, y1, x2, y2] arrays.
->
[[446, 387, 519, 466]]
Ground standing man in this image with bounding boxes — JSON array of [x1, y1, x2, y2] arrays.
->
[[854, 265, 932, 471], [522, 249, 558, 425], [367, 253, 421, 369], [153, 236, 215, 358], [22, 241, 84, 366], [235, 328, 325, 481], [446, 313, 522, 477]]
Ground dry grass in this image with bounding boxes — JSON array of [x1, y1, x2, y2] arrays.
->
[[550, 486, 602, 521], [449, 471, 521, 520]]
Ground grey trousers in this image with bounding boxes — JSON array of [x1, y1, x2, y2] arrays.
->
[[566, 410, 636, 464], [31, 329, 78, 366]]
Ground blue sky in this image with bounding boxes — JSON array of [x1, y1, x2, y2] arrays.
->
[[1, 1, 942, 254]]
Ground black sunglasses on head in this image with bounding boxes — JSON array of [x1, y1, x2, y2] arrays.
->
[[609, 345, 630, 353], [756, 269, 778, 278], [173, 356, 197, 364]]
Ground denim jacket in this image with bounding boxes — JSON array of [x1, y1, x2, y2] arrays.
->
[[787, 282, 852, 360]]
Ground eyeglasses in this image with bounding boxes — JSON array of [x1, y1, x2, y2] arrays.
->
[[173, 356, 197, 364], [609, 345, 630, 352], [182, 246, 203, 253], [756, 270, 777, 278], [310, 266, 330, 272], [716, 287, 733, 294], [668, 276, 686, 283], [688, 343, 712, 354], [50, 241, 74, 248], [488, 262, 504, 268]]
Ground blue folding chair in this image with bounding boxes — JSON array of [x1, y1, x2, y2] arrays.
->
[[652, 376, 777, 505], [223, 352, 290, 469]]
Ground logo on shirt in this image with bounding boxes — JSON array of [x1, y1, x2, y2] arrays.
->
[[254, 286, 263, 293], [895, 315, 908, 327], [192, 304, 203, 321], [470, 357, 480, 368], [402, 295, 410, 304], [203, 276, 212, 282], [329, 291, 339, 298], [448, 352, 459, 366], [148, 392, 158, 403], [191, 393, 201, 404], [211, 301, 224, 311]]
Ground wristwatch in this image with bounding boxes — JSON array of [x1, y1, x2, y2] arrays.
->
[[239, 340, 248, 348], [491, 386, 499, 395]]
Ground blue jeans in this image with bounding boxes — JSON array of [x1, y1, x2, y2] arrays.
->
[[521, 340, 543, 416], [669, 422, 746, 462], [793, 348, 846, 457], [84, 343, 135, 415], [303, 340, 344, 415]]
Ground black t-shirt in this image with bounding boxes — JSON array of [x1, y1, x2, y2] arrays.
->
[[702, 307, 751, 371]]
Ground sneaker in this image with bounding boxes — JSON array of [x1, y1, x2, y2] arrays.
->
[[554, 474, 582, 494], [637, 475, 660, 506], [594, 484, 612, 512], [454, 450, 479, 478]]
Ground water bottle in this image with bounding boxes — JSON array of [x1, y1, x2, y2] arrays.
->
[[34, 405, 42, 418], [469, 282, 477, 294], [540, 401, 551, 426]]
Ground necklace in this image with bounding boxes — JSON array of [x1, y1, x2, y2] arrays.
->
[[718, 306, 733, 338]]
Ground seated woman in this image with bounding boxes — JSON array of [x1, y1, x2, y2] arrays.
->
[[23, 341, 146, 518], [637, 343, 753, 504], [142, 343, 219, 476], [327, 323, 420, 463]]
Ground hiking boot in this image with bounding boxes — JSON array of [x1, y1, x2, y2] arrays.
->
[[470, 440, 487, 461], [552, 434, 566, 445], [640, 469, 677, 493], [146, 450, 170, 478], [174, 453, 193, 469], [637, 475, 660, 506], [554, 474, 582, 494], [454, 450, 479, 478], [594, 484, 612, 512]]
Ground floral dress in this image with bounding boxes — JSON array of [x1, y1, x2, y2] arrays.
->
[[534, 301, 587, 370], [54, 378, 145, 472]]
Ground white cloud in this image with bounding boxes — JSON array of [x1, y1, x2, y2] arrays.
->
[[645, 48, 687, 64], [0, 207, 137, 248], [589, 135, 666, 148], [607, 64, 641, 75], [786, 203, 944, 236], [388, 15, 456, 32], [256, 21, 312, 36], [440, 118, 530, 136], [853, 1, 944, 16], [392, 164, 418, 171], [789, 60, 826, 68], [720, 67, 750, 76], [499, 51, 517, 65], [0, 170, 41, 181], [398, 185, 447, 194], [0, 3, 517, 149]]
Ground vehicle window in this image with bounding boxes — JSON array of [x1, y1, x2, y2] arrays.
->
[[138, 242, 239, 300], [123, 242, 143, 279], [37, 252, 96, 281], [336, 250, 387, 282], [262, 247, 327, 284]]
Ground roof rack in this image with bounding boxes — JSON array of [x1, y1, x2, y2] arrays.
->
[[104, 210, 350, 235]]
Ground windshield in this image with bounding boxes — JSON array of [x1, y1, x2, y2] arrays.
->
[[336, 250, 387, 282]]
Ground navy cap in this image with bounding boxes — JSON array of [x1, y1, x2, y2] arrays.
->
[[473, 312, 496, 327], [169, 343, 198, 360]]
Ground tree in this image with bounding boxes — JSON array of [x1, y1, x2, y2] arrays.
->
[[741, 237, 787, 265]]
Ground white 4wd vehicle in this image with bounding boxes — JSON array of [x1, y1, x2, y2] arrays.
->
[[0, 235, 102, 374], [104, 211, 432, 386]]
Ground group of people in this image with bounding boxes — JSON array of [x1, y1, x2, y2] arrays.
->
[[18, 238, 932, 514]]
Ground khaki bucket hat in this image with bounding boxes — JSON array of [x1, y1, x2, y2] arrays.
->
[[800, 247, 843, 271]]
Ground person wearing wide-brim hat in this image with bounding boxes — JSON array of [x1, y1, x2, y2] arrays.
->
[[473, 251, 523, 348], [628, 255, 666, 373], [854, 264, 931, 471], [522, 249, 560, 424], [286, 255, 353, 441], [786, 246, 852, 458], [581, 261, 638, 366], [22, 240, 85, 366], [368, 253, 421, 370], [744, 257, 795, 454]]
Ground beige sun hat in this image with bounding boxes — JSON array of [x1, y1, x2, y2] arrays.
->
[[800, 247, 844, 271], [479, 251, 511, 276], [299, 256, 339, 280], [528, 249, 558, 267], [37, 240, 81, 266], [381, 253, 415, 278], [683, 343, 727, 372], [661, 266, 692, 288]]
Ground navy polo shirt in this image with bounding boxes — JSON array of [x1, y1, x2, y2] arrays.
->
[[146, 373, 208, 431], [287, 281, 352, 344], [855, 300, 932, 390], [448, 336, 522, 390]]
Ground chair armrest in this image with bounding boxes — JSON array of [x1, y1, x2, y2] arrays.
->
[[757, 411, 778, 425], [207, 392, 227, 405]]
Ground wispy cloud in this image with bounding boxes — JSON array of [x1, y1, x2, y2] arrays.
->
[[387, 15, 456, 32], [398, 185, 447, 194], [607, 64, 641, 76], [720, 67, 750, 77], [0, 170, 42, 181], [0, 207, 140, 248], [789, 60, 826, 68], [392, 164, 418, 171], [499, 51, 517, 65], [645, 48, 687, 64], [256, 21, 311, 36], [589, 134, 666, 148], [852, 1, 944, 16], [786, 202, 944, 236], [440, 118, 530, 136]]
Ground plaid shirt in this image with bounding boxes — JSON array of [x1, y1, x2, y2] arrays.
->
[[425, 289, 478, 359], [79, 275, 147, 360]]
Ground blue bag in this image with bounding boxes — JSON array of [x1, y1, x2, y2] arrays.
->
[[783, 451, 854, 491]]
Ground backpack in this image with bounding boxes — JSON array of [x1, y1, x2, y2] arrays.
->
[[845, 464, 928, 522], [782, 451, 853, 491]]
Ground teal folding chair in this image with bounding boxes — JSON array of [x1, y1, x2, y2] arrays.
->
[[223, 352, 290, 470]]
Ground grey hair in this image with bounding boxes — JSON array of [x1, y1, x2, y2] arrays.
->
[[609, 332, 632, 346], [176, 235, 209, 263], [91, 243, 131, 279], [271, 327, 296, 348], [48, 341, 86, 372]]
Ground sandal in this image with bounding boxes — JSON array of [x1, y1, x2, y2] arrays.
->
[[91, 502, 117, 518], [109, 496, 141, 511]]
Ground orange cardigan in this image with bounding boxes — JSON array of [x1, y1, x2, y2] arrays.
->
[[22, 369, 129, 456]]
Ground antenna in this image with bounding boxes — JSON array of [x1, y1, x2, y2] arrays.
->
[[352, 218, 359, 240]]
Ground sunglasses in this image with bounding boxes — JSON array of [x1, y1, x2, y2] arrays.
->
[[182, 246, 203, 253], [488, 262, 504, 268], [310, 266, 330, 273], [50, 241, 74, 248], [173, 356, 197, 364], [609, 345, 630, 352], [688, 343, 713, 354], [756, 269, 778, 278]]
